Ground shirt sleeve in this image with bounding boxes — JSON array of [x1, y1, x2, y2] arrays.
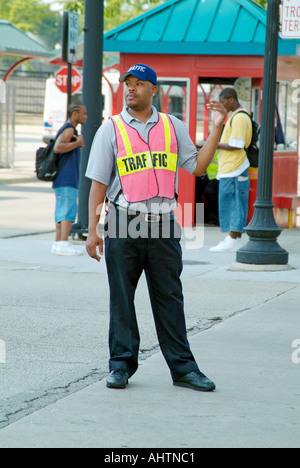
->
[[229, 114, 252, 148], [169, 116, 198, 174], [85, 120, 115, 185]]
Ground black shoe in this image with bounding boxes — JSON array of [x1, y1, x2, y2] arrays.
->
[[106, 369, 129, 389], [173, 370, 216, 392]]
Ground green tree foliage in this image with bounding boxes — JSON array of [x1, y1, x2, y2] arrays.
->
[[0, 0, 62, 49], [60, 0, 165, 31], [253, 0, 267, 8], [61, 0, 268, 21]]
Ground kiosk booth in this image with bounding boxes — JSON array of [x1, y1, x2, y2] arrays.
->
[[103, 0, 300, 228]]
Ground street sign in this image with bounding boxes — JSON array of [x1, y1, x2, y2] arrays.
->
[[62, 10, 79, 64], [280, 0, 300, 38], [55, 66, 82, 95], [67, 11, 79, 64]]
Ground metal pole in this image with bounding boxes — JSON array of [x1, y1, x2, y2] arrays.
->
[[5, 84, 10, 167], [70, 0, 104, 237], [67, 62, 72, 111], [0, 103, 2, 167], [236, 0, 289, 265]]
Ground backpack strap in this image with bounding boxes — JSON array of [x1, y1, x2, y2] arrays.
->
[[55, 123, 78, 169], [56, 122, 77, 139], [230, 110, 252, 127]]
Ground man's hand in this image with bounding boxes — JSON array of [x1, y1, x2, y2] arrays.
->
[[193, 101, 227, 177], [206, 100, 227, 128], [54, 127, 84, 153], [86, 231, 103, 262], [74, 134, 85, 148], [86, 180, 108, 262]]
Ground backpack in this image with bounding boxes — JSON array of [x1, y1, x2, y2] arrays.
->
[[35, 123, 75, 181], [231, 110, 260, 168]]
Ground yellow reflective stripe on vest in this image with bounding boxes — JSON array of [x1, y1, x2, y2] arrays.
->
[[117, 151, 178, 176], [159, 112, 171, 154], [117, 151, 152, 176], [113, 114, 133, 156]]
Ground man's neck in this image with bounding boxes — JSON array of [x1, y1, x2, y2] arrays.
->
[[232, 102, 242, 113], [127, 106, 153, 123], [68, 118, 78, 127]]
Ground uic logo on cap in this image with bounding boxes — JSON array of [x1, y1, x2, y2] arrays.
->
[[128, 65, 146, 73]]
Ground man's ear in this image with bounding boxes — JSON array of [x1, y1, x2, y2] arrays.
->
[[152, 85, 158, 97]]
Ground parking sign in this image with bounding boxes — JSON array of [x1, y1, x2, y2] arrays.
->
[[281, 0, 300, 38]]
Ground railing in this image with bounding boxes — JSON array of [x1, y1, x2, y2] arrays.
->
[[0, 82, 16, 168]]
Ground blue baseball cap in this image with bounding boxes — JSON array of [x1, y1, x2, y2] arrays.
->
[[119, 64, 157, 86]]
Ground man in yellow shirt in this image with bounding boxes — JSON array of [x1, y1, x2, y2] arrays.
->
[[210, 88, 252, 253]]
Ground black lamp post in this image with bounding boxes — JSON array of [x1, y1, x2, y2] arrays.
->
[[236, 0, 289, 265], [70, 0, 104, 237]]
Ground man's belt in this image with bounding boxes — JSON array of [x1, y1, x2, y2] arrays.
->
[[113, 205, 174, 223]]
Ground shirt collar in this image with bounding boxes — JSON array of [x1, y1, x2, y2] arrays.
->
[[121, 105, 159, 125]]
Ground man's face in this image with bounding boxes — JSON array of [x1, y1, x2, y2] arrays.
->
[[219, 97, 234, 112], [77, 105, 88, 125], [124, 75, 158, 111]]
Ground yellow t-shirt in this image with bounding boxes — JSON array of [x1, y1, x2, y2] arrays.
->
[[218, 108, 252, 175]]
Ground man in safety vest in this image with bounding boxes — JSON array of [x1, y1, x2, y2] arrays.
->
[[86, 64, 227, 392]]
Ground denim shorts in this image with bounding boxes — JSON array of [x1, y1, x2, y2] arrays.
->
[[218, 169, 250, 233], [54, 187, 78, 223]]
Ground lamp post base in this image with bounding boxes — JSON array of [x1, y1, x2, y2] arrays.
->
[[236, 206, 289, 265], [236, 239, 289, 265]]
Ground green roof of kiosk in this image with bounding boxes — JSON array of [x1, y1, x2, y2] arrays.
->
[[104, 0, 299, 56], [0, 20, 52, 57]]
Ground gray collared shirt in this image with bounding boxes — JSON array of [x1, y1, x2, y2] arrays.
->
[[86, 106, 198, 214]]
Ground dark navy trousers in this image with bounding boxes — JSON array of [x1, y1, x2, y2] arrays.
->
[[104, 209, 199, 381]]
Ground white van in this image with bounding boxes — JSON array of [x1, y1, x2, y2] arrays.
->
[[42, 72, 120, 142], [43, 78, 68, 142]]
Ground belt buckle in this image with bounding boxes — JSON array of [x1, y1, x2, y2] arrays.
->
[[145, 213, 160, 223]]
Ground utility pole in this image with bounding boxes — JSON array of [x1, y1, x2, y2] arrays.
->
[[236, 0, 289, 265], [71, 0, 104, 238]]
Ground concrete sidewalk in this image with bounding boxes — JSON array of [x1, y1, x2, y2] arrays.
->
[[0, 160, 37, 185], [0, 284, 299, 448], [0, 227, 299, 448]]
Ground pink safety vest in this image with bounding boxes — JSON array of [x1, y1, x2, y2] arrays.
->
[[111, 113, 178, 203]]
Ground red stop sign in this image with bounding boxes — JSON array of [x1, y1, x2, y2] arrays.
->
[[55, 66, 82, 95]]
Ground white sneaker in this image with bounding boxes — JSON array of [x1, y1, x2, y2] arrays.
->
[[210, 236, 244, 253], [51, 242, 58, 254], [54, 241, 83, 256]]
